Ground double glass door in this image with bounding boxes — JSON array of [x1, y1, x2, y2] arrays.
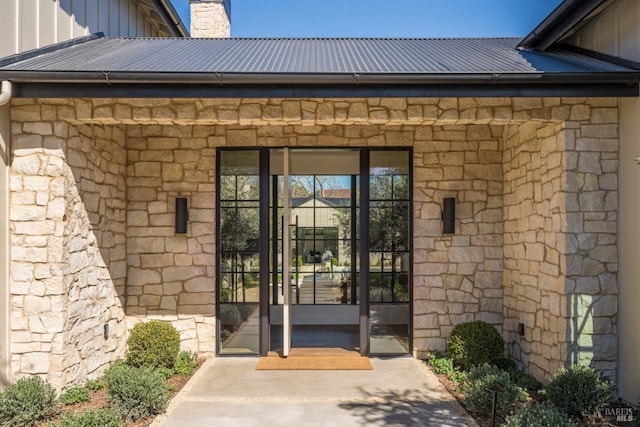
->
[[217, 148, 411, 356]]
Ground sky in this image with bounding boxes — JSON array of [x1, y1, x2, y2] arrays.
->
[[171, 0, 563, 38]]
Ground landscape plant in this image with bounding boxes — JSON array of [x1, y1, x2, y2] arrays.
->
[[545, 364, 614, 417], [125, 320, 180, 369], [0, 376, 59, 426], [447, 320, 505, 370], [461, 363, 528, 414], [104, 361, 170, 422], [53, 408, 122, 427], [502, 402, 576, 427], [59, 386, 90, 405]]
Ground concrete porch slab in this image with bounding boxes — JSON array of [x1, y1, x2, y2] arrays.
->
[[152, 357, 477, 427]]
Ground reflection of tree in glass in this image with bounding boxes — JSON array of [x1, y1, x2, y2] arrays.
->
[[369, 173, 409, 252]]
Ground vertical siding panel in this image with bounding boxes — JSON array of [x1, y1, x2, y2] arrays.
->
[[0, 0, 18, 57], [120, 0, 130, 36], [86, 0, 99, 33], [72, 0, 87, 37], [40, 0, 58, 47], [109, 0, 120, 36], [128, 0, 137, 36], [58, 0, 73, 42], [137, 8, 145, 37], [19, 0, 39, 52], [98, 0, 110, 35], [619, 0, 638, 60]]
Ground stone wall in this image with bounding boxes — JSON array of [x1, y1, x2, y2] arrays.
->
[[503, 99, 619, 382], [10, 100, 127, 389], [125, 124, 217, 354], [6, 96, 619, 388], [413, 124, 504, 355]]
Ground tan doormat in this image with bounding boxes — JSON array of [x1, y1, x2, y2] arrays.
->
[[256, 348, 373, 370]]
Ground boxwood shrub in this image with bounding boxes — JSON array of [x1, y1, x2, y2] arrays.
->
[[461, 364, 528, 415], [126, 320, 180, 369], [447, 320, 505, 370]]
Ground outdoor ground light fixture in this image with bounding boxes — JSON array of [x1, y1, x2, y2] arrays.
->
[[175, 197, 188, 234], [442, 197, 455, 234]]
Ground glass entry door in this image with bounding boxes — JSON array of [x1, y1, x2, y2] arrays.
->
[[217, 148, 411, 356], [269, 149, 361, 355]]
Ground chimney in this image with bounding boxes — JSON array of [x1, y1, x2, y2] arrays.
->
[[190, 0, 231, 38]]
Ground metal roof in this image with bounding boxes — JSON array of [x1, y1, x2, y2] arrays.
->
[[0, 37, 633, 77], [0, 35, 637, 98]]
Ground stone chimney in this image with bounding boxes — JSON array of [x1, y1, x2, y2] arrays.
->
[[190, 0, 231, 38]]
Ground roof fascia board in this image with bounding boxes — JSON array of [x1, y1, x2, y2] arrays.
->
[[0, 33, 104, 67], [150, 0, 190, 37], [11, 82, 639, 99], [518, 0, 609, 51]]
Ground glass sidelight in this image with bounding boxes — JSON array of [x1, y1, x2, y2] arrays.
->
[[368, 150, 411, 354], [218, 150, 261, 354]]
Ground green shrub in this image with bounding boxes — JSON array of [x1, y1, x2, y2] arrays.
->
[[545, 364, 614, 417], [0, 376, 59, 426], [104, 361, 170, 422], [154, 367, 174, 380], [426, 353, 466, 383], [447, 321, 505, 370], [126, 320, 180, 369], [502, 402, 576, 427], [54, 408, 122, 427], [175, 351, 198, 376], [59, 386, 90, 405], [461, 364, 528, 415], [85, 378, 105, 391]]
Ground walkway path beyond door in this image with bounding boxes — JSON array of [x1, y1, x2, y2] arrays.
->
[[153, 357, 477, 427]]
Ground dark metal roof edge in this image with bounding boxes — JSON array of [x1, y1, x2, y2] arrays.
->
[[150, 0, 190, 37], [1, 70, 638, 85], [559, 44, 640, 71], [0, 33, 105, 68], [11, 82, 639, 99], [518, 0, 609, 51]]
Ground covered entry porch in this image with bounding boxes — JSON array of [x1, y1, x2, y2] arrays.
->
[[6, 95, 620, 389]]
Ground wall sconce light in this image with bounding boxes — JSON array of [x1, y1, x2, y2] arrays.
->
[[175, 197, 188, 234], [442, 197, 455, 234]]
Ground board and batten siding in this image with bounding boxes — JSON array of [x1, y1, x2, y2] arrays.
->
[[0, 0, 164, 58], [567, 0, 640, 407]]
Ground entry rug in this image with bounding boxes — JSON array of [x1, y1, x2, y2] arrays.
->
[[256, 348, 373, 370]]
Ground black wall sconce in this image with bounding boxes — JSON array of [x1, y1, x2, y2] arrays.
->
[[175, 197, 188, 234], [442, 197, 455, 234]]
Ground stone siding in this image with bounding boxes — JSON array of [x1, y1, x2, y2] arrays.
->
[[7, 96, 619, 388], [10, 100, 127, 389]]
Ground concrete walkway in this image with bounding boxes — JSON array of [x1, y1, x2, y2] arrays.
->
[[152, 357, 477, 427]]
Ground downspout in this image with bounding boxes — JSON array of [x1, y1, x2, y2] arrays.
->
[[0, 81, 11, 105], [0, 79, 11, 389]]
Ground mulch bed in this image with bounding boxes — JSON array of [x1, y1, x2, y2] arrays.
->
[[44, 364, 198, 427]]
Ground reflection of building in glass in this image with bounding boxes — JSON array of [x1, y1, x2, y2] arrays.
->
[[292, 189, 350, 266]]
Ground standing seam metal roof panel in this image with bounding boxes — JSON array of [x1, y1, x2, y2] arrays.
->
[[0, 37, 636, 75]]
